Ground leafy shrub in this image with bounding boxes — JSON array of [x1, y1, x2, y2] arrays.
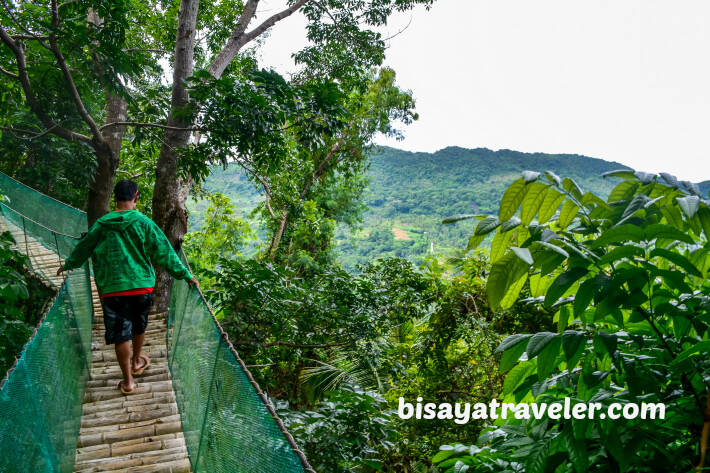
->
[[435, 170, 710, 472]]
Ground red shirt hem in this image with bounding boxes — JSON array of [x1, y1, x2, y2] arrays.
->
[[103, 287, 154, 297]]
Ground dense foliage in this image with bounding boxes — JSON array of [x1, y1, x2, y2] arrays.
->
[[434, 170, 710, 472]]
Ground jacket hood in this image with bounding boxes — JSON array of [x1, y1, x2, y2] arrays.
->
[[97, 210, 143, 231]]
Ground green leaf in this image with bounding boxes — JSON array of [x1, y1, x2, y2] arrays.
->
[[521, 183, 550, 225], [474, 215, 501, 236], [467, 234, 486, 251], [500, 342, 528, 373], [608, 180, 641, 203], [561, 331, 585, 363], [619, 193, 651, 221], [644, 224, 695, 244], [573, 278, 596, 318], [499, 178, 529, 221], [442, 214, 485, 225], [598, 332, 618, 356], [697, 206, 710, 239], [511, 247, 534, 265], [453, 461, 470, 473], [649, 248, 702, 277], [500, 216, 522, 232], [538, 188, 566, 224], [501, 273, 529, 309], [563, 178, 583, 200], [432, 449, 457, 463], [530, 272, 553, 297], [671, 340, 710, 367], [544, 268, 590, 307], [527, 332, 559, 359], [634, 171, 657, 185], [537, 337, 562, 380], [602, 169, 637, 180], [558, 200, 580, 230], [677, 195, 700, 219], [563, 428, 589, 473], [504, 361, 537, 396], [495, 333, 534, 354], [545, 171, 562, 187], [487, 252, 530, 308], [526, 435, 553, 473], [490, 231, 511, 263], [522, 171, 541, 183], [590, 224, 645, 248], [660, 206, 684, 229], [659, 172, 679, 189]]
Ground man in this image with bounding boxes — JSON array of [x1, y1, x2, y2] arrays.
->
[[57, 179, 198, 394]]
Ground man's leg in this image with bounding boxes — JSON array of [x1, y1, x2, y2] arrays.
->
[[132, 332, 145, 371], [115, 340, 135, 391]]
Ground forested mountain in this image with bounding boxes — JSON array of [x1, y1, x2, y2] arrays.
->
[[190, 145, 709, 270]]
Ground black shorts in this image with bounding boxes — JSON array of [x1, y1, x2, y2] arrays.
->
[[102, 293, 154, 345]]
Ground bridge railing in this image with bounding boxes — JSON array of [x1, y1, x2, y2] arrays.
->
[[166, 251, 313, 472], [0, 172, 92, 473]]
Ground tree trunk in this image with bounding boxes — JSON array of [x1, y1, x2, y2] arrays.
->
[[151, 0, 199, 313], [86, 94, 128, 227]]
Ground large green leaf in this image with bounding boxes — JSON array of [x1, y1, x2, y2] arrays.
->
[[442, 214, 484, 225], [500, 341, 528, 373], [670, 340, 710, 367], [677, 195, 700, 219], [649, 248, 702, 277], [608, 180, 640, 203], [525, 436, 553, 473], [503, 361, 537, 396], [573, 278, 596, 318], [495, 333, 534, 354], [589, 224, 645, 248], [522, 170, 541, 183], [487, 252, 530, 308], [544, 268, 590, 307], [563, 428, 589, 473], [511, 247, 534, 265], [697, 206, 710, 239], [536, 337, 562, 380], [501, 216, 522, 232], [490, 230, 511, 263], [538, 188, 566, 224], [659, 172, 679, 189], [521, 183, 551, 225], [602, 169, 636, 180], [561, 331, 585, 364], [558, 200, 580, 230], [563, 178, 583, 200], [527, 332, 559, 359], [645, 224, 695, 244], [499, 178, 529, 221], [597, 245, 644, 266], [474, 215, 501, 236]]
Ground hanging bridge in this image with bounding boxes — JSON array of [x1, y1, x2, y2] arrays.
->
[[0, 173, 313, 473]]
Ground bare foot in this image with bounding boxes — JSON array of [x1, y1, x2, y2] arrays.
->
[[118, 379, 135, 394]]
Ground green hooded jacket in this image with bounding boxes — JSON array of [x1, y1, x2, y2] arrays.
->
[[63, 210, 193, 294]]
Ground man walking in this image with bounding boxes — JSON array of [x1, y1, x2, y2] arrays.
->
[[57, 179, 198, 394]]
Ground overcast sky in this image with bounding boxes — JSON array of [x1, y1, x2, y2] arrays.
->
[[257, 0, 710, 182]]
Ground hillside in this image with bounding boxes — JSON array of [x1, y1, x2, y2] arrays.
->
[[188, 146, 709, 271]]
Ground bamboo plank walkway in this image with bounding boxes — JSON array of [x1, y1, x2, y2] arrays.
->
[[0, 215, 192, 473]]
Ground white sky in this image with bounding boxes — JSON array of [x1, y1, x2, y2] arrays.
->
[[256, 0, 710, 182]]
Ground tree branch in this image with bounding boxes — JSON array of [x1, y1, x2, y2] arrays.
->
[[47, 20, 102, 138], [9, 35, 50, 40], [0, 25, 91, 143], [207, 0, 309, 77], [0, 66, 18, 80]]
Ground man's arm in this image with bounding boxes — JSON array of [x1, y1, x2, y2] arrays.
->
[[57, 223, 102, 274], [144, 219, 196, 283]]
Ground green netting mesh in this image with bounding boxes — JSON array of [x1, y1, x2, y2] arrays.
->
[[0, 173, 87, 284], [0, 172, 93, 473], [167, 253, 307, 472], [0, 264, 92, 473]]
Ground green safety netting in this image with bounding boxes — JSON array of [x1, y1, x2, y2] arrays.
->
[[0, 172, 93, 472], [0, 171, 311, 472], [0, 173, 87, 284], [167, 252, 309, 473]]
